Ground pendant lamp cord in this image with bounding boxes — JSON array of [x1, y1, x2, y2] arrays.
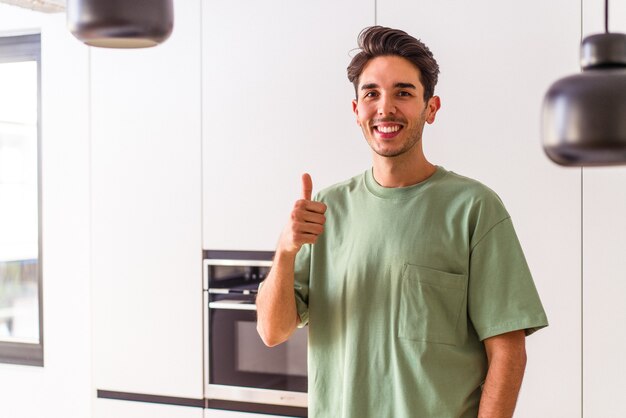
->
[[605, 0, 609, 33]]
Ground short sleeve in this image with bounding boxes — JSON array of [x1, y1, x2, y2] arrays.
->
[[294, 243, 312, 327], [468, 217, 548, 341]]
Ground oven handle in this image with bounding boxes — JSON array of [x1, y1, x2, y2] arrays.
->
[[209, 288, 258, 295], [209, 301, 257, 311]]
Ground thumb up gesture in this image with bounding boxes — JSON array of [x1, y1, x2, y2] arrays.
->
[[278, 173, 328, 255]]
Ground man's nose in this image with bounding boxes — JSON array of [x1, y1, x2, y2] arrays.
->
[[377, 95, 396, 115]]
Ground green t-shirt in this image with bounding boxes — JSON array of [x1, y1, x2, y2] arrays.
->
[[293, 166, 548, 418]]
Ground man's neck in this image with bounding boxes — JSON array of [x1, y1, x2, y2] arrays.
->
[[372, 155, 437, 188]]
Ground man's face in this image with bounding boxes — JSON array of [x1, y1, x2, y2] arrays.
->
[[352, 55, 440, 158]]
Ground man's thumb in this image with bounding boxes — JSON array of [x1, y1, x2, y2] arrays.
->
[[302, 173, 313, 200]]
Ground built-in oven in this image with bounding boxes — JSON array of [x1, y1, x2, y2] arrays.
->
[[203, 250, 308, 417]]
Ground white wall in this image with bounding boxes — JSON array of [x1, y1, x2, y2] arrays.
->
[[0, 5, 91, 418]]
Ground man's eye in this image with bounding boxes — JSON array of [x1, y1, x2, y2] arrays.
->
[[398, 91, 412, 97], [364, 91, 378, 98]]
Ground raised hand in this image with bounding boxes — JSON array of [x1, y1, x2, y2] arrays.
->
[[278, 173, 328, 255]]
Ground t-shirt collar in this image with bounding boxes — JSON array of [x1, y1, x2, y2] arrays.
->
[[364, 165, 448, 199]]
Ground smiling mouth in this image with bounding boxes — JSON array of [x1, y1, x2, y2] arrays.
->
[[373, 123, 403, 136], [375, 125, 402, 133]]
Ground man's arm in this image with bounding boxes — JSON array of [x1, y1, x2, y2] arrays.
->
[[256, 250, 300, 347], [256, 173, 326, 347], [478, 330, 527, 418]]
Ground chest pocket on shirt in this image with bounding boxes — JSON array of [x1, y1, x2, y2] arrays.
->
[[399, 263, 467, 346]]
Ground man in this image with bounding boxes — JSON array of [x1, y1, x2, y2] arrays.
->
[[256, 26, 548, 418]]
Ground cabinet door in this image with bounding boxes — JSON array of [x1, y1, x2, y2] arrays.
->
[[202, 0, 374, 250], [205, 408, 290, 418], [583, 168, 626, 417], [94, 399, 203, 418], [377, 2, 581, 417], [582, 2, 626, 417], [91, 0, 203, 398]]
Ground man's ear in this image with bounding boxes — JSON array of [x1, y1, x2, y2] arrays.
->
[[352, 99, 360, 125], [425, 96, 441, 124]]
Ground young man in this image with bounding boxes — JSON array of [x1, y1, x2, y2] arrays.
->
[[256, 26, 548, 418]]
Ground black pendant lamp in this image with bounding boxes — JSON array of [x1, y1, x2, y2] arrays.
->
[[66, 0, 174, 48], [542, 0, 626, 166]]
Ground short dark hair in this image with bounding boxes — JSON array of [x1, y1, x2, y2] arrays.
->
[[347, 26, 440, 101]]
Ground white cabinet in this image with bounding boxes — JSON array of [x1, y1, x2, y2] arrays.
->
[[202, 0, 374, 251], [377, 1, 582, 417], [93, 403, 298, 418], [583, 168, 626, 417], [94, 398, 203, 418], [582, 2, 626, 417], [205, 408, 290, 418], [91, 0, 203, 400]]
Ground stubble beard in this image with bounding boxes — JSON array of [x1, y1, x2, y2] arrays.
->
[[365, 113, 427, 158]]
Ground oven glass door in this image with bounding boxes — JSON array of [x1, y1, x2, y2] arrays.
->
[[209, 305, 307, 393]]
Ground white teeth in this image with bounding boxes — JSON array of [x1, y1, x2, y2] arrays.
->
[[377, 125, 400, 133]]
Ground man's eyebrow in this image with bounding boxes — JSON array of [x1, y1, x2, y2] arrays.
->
[[359, 82, 417, 90], [360, 83, 379, 90]]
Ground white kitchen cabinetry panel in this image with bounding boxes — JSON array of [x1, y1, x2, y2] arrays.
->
[[94, 398, 203, 418], [582, 3, 626, 417], [202, 0, 373, 251], [378, 2, 581, 417], [205, 408, 291, 418], [583, 169, 626, 418], [91, 0, 203, 399]]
